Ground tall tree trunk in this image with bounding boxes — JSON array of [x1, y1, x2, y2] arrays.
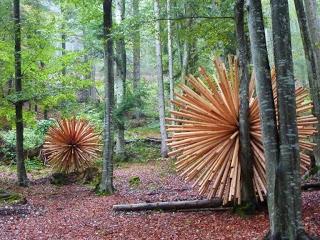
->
[[90, 64, 97, 101], [247, 0, 279, 235], [180, 3, 192, 84], [270, 0, 309, 238], [181, 41, 190, 84], [167, 0, 174, 112], [132, 0, 141, 120], [115, 0, 126, 159], [61, 5, 66, 76], [304, 0, 320, 62], [235, 0, 256, 208], [13, 0, 28, 186], [100, 0, 115, 194], [154, 0, 168, 158], [302, 0, 320, 167]]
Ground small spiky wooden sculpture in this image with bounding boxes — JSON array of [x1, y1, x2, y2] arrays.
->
[[167, 58, 318, 204], [43, 119, 101, 173]]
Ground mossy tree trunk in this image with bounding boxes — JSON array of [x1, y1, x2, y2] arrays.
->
[[296, 0, 320, 169], [100, 0, 115, 194], [235, 0, 256, 210], [14, 0, 28, 187]]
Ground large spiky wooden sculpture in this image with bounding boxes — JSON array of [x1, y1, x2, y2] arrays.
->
[[166, 58, 318, 204], [43, 119, 101, 173]]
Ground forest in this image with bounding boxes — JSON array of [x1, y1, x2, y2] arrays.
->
[[0, 0, 320, 239]]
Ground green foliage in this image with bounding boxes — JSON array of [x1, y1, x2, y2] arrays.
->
[[25, 158, 45, 171], [113, 82, 146, 127], [124, 141, 161, 163], [126, 121, 160, 140], [77, 103, 104, 132], [0, 120, 54, 150], [0, 119, 54, 161], [129, 176, 141, 187], [0, 190, 25, 206]]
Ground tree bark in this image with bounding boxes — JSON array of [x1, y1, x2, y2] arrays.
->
[[132, 0, 141, 120], [154, 0, 168, 158], [235, 0, 256, 208], [303, 0, 320, 167], [270, 0, 307, 238], [167, 0, 174, 113], [247, 0, 279, 235], [113, 199, 222, 212], [13, 0, 28, 187], [115, 0, 126, 159], [180, 3, 192, 84], [61, 4, 66, 76], [100, 0, 115, 194]]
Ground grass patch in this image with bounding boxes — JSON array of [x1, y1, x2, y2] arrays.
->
[[125, 141, 161, 163], [126, 121, 160, 140], [0, 190, 25, 206], [129, 176, 141, 187]]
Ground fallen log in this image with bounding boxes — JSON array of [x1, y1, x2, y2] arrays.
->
[[301, 182, 320, 191], [113, 198, 223, 212]]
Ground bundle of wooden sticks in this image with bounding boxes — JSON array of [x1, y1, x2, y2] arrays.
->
[[166, 58, 317, 205], [43, 119, 101, 173]]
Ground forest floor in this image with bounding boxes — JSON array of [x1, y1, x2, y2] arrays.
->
[[0, 159, 319, 240]]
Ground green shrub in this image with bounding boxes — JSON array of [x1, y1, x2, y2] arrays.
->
[[0, 119, 54, 161], [129, 176, 141, 187]]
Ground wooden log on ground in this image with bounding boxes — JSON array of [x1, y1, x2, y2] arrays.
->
[[301, 182, 320, 191], [113, 198, 223, 212]]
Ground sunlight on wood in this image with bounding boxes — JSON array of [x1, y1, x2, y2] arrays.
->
[[43, 119, 101, 173], [167, 58, 318, 205]]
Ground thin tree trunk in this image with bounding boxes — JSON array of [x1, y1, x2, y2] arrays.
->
[[270, 0, 308, 238], [235, 0, 256, 208], [132, 0, 141, 120], [181, 41, 190, 85], [154, 0, 168, 158], [100, 0, 115, 194], [180, 3, 191, 84], [247, 0, 279, 235], [115, 0, 126, 159], [44, 109, 48, 120], [13, 0, 28, 187], [90, 64, 97, 101], [304, 0, 320, 62], [167, 0, 174, 113], [303, 0, 320, 167], [61, 5, 66, 76]]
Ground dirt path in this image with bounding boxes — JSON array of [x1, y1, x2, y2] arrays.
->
[[0, 161, 319, 240]]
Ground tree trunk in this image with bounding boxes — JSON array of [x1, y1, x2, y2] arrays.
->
[[304, 0, 320, 62], [89, 65, 97, 101], [167, 0, 174, 113], [115, 0, 126, 159], [181, 40, 190, 84], [113, 199, 223, 212], [61, 5, 66, 76], [303, 0, 320, 167], [132, 0, 141, 120], [13, 0, 28, 187], [247, 0, 279, 235], [180, 3, 192, 84], [270, 0, 308, 238], [235, 0, 256, 208], [44, 108, 48, 120], [99, 0, 115, 194], [154, 0, 168, 158]]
